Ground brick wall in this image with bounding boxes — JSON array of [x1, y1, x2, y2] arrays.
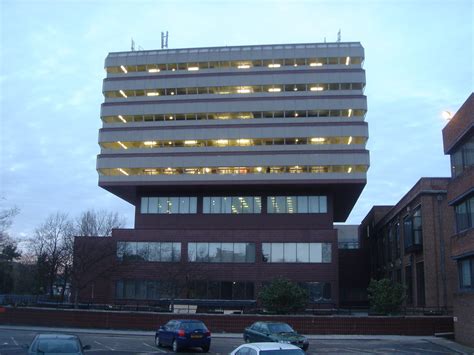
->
[[0, 307, 453, 335], [453, 292, 474, 347]]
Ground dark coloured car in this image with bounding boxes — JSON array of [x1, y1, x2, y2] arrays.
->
[[155, 319, 211, 352], [27, 334, 90, 354], [243, 322, 309, 351]]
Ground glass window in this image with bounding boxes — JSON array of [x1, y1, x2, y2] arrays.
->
[[149, 243, 160, 261], [125, 280, 135, 298], [189, 197, 197, 213], [322, 243, 332, 262], [320, 196, 328, 213], [271, 243, 284, 262], [296, 243, 309, 262], [115, 280, 124, 298], [459, 258, 473, 289], [169, 197, 179, 214], [412, 207, 423, 245], [188, 242, 197, 262], [148, 197, 158, 213], [141, 197, 149, 214], [158, 197, 168, 213], [262, 243, 271, 262], [172, 242, 181, 261], [234, 243, 247, 262], [161, 242, 173, 261], [136, 243, 149, 261], [196, 243, 209, 262], [284, 243, 297, 262], [297, 196, 308, 213], [221, 243, 234, 262], [246, 243, 256, 262], [309, 196, 320, 213], [309, 243, 322, 262], [209, 243, 221, 262]]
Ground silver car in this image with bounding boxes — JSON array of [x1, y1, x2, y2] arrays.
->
[[230, 342, 306, 355]]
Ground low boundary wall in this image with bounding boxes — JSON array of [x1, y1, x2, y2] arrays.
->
[[0, 307, 453, 335]]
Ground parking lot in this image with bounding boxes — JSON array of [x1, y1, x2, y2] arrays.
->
[[0, 326, 471, 354]]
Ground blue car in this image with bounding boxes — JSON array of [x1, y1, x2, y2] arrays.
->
[[155, 319, 211, 352]]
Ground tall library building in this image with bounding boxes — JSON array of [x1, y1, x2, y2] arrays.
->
[[73, 42, 369, 309]]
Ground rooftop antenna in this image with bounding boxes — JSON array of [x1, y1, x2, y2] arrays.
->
[[161, 31, 169, 49], [337, 29, 341, 43], [131, 38, 135, 51]]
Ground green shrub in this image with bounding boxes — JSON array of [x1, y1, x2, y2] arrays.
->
[[259, 277, 308, 314], [367, 278, 405, 315]]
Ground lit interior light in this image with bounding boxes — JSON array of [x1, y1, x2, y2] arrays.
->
[[348, 136, 353, 144], [118, 115, 126, 123], [184, 140, 198, 145], [217, 115, 229, 120], [119, 90, 127, 98], [293, 63, 298, 67], [293, 87, 298, 91], [148, 68, 160, 73], [146, 92, 160, 96], [118, 168, 129, 176], [294, 113, 299, 117], [170, 92, 175, 95], [187, 67, 199, 71], [310, 86, 324, 92], [117, 141, 128, 149], [311, 137, 325, 143], [237, 139, 251, 145], [168, 116, 174, 120], [268, 88, 281, 93], [348, 109, 353, 117], [216, 139, 229, 145], [348, 167, 353, 173], [204, 168, 211, 173], [168, 141, 172, 145], [310, 62, 323, 67], [120, 65, 128, 73], [171, 68, 176, 71], [442, 111, 453, 120], [295, 138, 299, 142], [256, 167, 262, 172], [345, 56, 351, 66], [144, 141, 157, 146], [237, 88, 251, 94], [268, 63, 281, 68], [237, 64, 251, 69]]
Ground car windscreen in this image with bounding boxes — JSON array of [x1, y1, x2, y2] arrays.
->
[[36, 339, 80, 353], [267, 323, 295, 333], [182, 322, 207, 331], [260, 350, 305, 355]]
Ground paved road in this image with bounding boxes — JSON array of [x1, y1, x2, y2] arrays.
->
[[0, 327, 470, 354]]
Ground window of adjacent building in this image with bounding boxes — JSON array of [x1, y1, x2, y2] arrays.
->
[[202, 197, 261, 214], [405, 265, 413, 304], [403, 207, 423, 251], [267, 196, 327, 213], [451, 135, 474, 177], [262, 242, 331, 263], [117, 241, 181, 262], [458, 257, 474, 289], [416, 261, 425, 306], [187, 242, 256, 263], [141, 197, 197, 214], [454, 195, 474, 232]]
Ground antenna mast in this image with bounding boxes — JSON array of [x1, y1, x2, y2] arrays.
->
[[161, 31, 169, 49], [337, 29, 341, 42]]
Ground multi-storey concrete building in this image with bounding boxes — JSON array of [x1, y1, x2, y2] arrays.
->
[[442, 93, 474, 347], [75, 42, 369, 308]]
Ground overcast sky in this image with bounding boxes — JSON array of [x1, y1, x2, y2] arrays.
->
[[1, 0, 472, 239]]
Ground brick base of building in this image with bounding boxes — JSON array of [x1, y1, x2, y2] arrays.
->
[[0, 307, 453, 335], [453, 292, 474, 347]]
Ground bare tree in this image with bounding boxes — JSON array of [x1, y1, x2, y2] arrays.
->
[[29, 213, 74, 298], [0, 207, 19, 247], [75, 209, 125, 237]]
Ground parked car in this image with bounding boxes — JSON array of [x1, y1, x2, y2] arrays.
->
[[155, 319, 211, 352], [27, 334, 90, 354], [243, 322, 309, 351], [231, 342, 305, 355]]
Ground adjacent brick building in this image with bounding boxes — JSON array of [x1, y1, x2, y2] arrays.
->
[[360, 178, 457, 310], [442, 93, 474, 347]]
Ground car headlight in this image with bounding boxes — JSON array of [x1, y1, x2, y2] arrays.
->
[[278, 340, 291, 344]]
